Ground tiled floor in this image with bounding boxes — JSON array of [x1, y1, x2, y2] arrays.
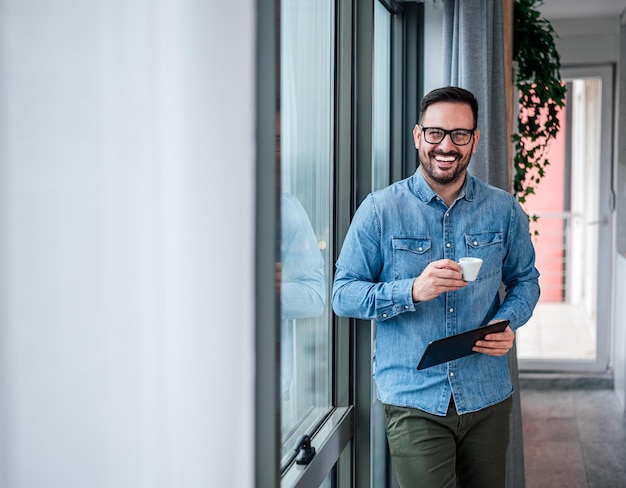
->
[[521, 387, 626, 488]]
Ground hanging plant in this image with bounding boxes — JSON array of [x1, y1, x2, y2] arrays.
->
[[512, 0, 566, 213]]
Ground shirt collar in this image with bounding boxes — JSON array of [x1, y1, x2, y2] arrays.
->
[[411, 168, 475, 204]]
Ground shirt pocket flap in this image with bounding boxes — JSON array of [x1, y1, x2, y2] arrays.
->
[[392, 237, 431, 254], [465, 232, 502, 250]]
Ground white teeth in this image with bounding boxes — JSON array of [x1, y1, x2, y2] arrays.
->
[[435, 156, 456, 162]]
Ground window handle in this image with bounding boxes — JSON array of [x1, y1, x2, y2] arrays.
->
[[294, 435, 316, 465]]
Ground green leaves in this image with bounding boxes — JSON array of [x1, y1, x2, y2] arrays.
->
[[512, 0, 566, 207]]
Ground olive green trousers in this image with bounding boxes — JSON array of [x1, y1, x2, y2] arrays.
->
[[383, 397, 512, 488]]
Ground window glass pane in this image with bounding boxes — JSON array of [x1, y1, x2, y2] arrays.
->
[[279, 0, 334, 467], [372, 1, 391, 190]]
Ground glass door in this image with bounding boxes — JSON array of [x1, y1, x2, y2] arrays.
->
[[517, 65, 614, 373]]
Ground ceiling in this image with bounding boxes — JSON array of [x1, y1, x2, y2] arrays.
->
[[538, 0, 626, 20]]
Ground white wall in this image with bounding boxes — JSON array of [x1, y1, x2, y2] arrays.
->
[[551, 17, 621, 65], [0, 1, 256, 486], [615, 255, 626, 407], [616, 16, 626, 408]]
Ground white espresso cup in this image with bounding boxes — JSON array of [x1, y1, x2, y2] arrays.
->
[[459, 257, 483, 281]]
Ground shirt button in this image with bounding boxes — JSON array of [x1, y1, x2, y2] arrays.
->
[[404, 305, 409, 310], [449, 372, 455, 377], [473, 241, 478, 246], [382, 313, 387, 318], [445, 212, 450, 217], [446, 243, 451, 248], [449, 308, 454, 313], [418, 247, 423, 251]]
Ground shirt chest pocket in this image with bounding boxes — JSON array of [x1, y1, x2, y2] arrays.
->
[[392, 237, 431, 280], [464, 231, 502, 280]]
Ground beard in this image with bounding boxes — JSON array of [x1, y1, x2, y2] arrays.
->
[[418, 148, 472, 186]]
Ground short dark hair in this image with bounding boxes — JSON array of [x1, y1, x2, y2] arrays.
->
[[418, 86, 479, 128]]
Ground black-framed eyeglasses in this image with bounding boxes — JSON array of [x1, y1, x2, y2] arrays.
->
[[419, 126, 476, 146]]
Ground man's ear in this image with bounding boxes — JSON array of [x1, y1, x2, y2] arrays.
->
[[412, 124, 421, 149], [472, 128, 480, 153]]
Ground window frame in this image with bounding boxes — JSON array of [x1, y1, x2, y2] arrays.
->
[[272, 0, 355, 486], [255, 0, 424, 486], [255, 0, 281, 485]]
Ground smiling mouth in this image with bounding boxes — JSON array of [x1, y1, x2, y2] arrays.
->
[[434, 154, 458, 167], [435, 155, 456, 162]]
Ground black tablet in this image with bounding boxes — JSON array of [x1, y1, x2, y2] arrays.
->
[[416, 320, 510, 370]]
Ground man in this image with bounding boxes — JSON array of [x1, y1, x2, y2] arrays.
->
[[332, 86, 539, 487]]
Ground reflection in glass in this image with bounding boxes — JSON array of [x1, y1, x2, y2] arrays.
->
[[279, 0, 335, 468], [280, 192, 326, 396]]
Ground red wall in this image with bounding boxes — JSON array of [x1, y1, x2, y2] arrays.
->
[[523, 105, 567, 302]]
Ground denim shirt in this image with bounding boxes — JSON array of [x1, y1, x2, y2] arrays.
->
[[332, 169, 540, 416]]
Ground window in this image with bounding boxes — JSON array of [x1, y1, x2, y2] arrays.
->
[[279, 0, 335, 470], [373, 1, 392, 190], [256, 1, 423, 486]]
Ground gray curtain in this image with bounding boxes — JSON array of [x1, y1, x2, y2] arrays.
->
[[442, 0, 509, 191], [442, 2, 526, 488]]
